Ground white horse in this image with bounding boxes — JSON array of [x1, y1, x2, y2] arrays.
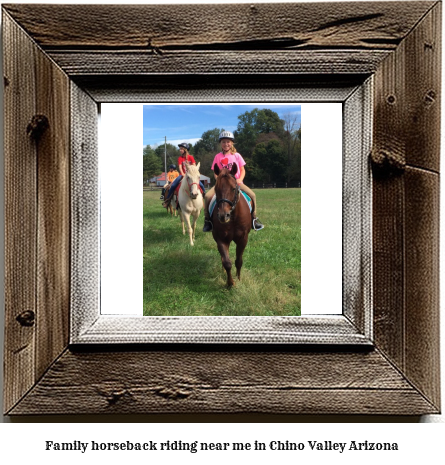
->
[[178, 163, 203, 246]]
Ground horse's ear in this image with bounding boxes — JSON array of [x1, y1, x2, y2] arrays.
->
[[214, 164, 220, 176], [196, 162, 200, 171], [231, 163, 238, 176]]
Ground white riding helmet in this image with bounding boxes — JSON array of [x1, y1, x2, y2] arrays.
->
[[219, 131, 234, 142]]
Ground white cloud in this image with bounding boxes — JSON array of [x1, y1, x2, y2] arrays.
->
[[151, 137, 202, 149]]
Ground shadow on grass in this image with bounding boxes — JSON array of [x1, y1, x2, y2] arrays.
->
[[144, 208, 180, 220], [143, 247, 225, 314]]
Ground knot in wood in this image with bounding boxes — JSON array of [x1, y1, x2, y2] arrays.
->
[[370, 148, 405, 178], [16, 310, 35, 327], [105, 390, 128, 405], [27, 115, 49, 140], [96, 386, 130, 405], [154, 386, 191, 400]]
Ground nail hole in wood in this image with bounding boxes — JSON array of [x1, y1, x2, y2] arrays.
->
[[425, 90, 436, 105]]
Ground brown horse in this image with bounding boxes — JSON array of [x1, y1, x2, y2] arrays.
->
[[162, 185, 177, 217], [212, 164, 251, 287]]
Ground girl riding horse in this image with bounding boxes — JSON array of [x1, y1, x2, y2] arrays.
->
[[160, 164, 179, 200], [162, 142, 205, 208], [202, 131, 264, 232]]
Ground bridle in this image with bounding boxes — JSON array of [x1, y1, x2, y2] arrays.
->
[[216, 174, 240, 214], [185, 173, 200, 197]]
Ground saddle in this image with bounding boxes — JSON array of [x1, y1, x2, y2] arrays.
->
[[209, 191, 252, 217], [173, 182, 204, 210], [174, 184, 204, 196]]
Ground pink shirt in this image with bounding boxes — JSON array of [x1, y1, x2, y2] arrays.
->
[[211, 152, 246, 179]]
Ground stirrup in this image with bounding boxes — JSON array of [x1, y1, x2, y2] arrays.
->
[[202, 219, 213, 232], [252, 217, 264, 231], [162, 199, 170, 208]]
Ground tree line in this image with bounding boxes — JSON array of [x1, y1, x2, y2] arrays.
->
[[143, 108, 301, 186]]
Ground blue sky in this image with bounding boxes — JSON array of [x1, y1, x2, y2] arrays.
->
[[143, 104, 301, 149]]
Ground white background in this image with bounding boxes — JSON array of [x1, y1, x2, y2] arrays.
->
[[0, 0, 444, 460]]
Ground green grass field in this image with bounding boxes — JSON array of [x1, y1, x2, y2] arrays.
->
[[143, 188, 301, 316]]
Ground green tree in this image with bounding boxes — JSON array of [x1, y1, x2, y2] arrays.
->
[[143, 145, 162, 183], [193, 128, 224, 180], [286, 127, 301, 184], [281, 113, 301, 184], [194, 128, 223, 156], [154, 143, 180, 168], [234, 108, 285, 159], [252, 139, 287, 183]]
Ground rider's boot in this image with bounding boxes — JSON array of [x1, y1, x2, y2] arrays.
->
[[252, 212, 264, 231], [162, 197, 171, 208]]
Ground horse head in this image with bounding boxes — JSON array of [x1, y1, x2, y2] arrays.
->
[[185, 162, 201, 199], [214, 163, 238, 223]]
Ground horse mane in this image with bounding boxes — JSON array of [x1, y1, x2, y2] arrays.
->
[[186, 163, 200, 176]]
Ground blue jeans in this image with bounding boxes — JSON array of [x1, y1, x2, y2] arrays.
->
[[165, 176, 205, 201], [164, 176, 182, 201]]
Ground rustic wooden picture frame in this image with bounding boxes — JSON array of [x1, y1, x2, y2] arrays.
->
[[2, 2, 441, 415]]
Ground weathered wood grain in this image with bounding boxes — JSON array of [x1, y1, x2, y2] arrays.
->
[[3, 13, 38, 414], [2, 2, 435, 50], [34, 38, 71, 382], [404, 2, 441, 172], [70, 83, 100, 339], [72, 316, 371, 345], [372, 175, 405, 369], [74, 74, 364, 103], [3, 10, 71, 413], [8, 349, 438, 415], [343, 81, 372, 335], [47, 50, 390, 76], [371, 2, 441, 411], [404, 167, 440, 408]]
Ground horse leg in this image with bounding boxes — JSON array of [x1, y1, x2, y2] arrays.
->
[[180, 210, 185, 235], [192, 209, 201, 241], [235, 237, 248, 281], [191, 213, 197, 242], [217, 242, 234, 287], [184, 213, 194, 246]]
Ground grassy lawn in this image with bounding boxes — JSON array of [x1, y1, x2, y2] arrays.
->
[[143, 188, 301, 316]]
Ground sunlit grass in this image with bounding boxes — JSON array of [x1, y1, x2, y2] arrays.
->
[[143, 188, 301, 316]]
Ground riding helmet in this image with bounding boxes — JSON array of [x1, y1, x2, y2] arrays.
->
[[219, 131, 234, 141], [169, 164, 176, 170], [178, 142, 190, 150]]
